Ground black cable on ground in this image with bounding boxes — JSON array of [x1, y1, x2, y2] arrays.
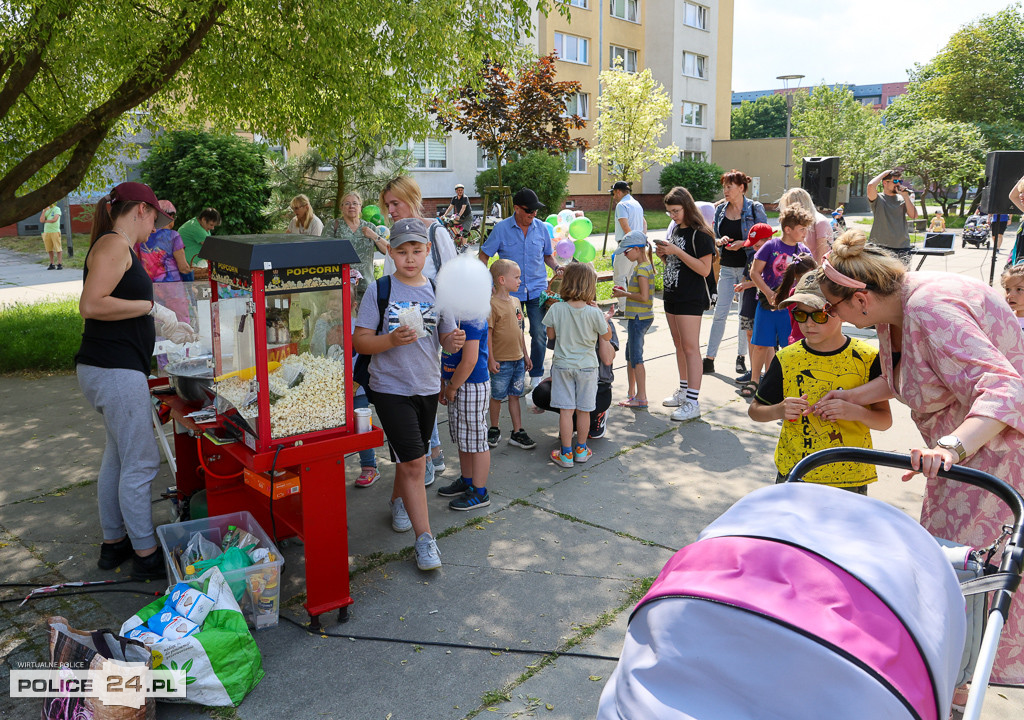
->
[[279, 614, 619, 662], [0, 587, 166, 605]]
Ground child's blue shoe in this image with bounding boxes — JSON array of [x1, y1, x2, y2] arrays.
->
[[550, 449, 573, 468], [573, 445, 593, 463]]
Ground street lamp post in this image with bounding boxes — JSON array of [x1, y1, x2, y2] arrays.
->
[[777, 74, 805, 192]]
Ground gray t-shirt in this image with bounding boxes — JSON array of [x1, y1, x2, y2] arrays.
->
[[614, 194, 645, 242], [868, 193, 909, 249], [355, 277, 455, 396], [542, 302, 609, 369]]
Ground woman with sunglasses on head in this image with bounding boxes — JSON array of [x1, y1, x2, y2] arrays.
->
[[286, 193, 324, 236], [76, 182, 196, 580], [749, 270, 891, 494], [816, 229, 1024, 686]]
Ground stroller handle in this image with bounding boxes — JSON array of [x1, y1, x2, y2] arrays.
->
[[787, 448, 1024, 619]]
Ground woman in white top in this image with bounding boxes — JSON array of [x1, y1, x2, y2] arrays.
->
[[378, 176, 457, 280], [778, 188, 832, 263], [286, 193, 324, 236]]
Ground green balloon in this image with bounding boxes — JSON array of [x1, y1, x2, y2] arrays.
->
[[573, 240, 596, 263], [371, 213, 384, 225], [546, 214, 559, 226], [569, 217, 593, 240], [362, 205, 381, 222]]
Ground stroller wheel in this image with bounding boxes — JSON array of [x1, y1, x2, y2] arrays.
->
[[962, 240, 966, 248]]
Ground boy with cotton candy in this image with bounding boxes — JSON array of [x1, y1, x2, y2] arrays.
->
[[353, 218, 463, 571]]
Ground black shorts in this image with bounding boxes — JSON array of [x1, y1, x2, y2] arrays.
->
[[992, 220, 1008, 235], [372, 392, 438, 464], [663, 296, 709, 316]]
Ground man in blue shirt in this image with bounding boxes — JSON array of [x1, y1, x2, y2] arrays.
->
[[479, 188, 564, 385], [611, 181, 646, 314]]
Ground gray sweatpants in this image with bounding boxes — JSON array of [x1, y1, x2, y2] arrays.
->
[[77, 364, 158, 550]]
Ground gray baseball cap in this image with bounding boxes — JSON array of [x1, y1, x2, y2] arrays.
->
[[777, 272, 827, 311], [389, 218, 429, 247]]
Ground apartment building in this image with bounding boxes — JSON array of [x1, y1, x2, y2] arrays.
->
[[411, 0, 734, 207]]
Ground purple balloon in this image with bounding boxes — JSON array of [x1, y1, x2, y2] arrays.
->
[[696, 201, 716, 227], [555, 239, 575, 259]]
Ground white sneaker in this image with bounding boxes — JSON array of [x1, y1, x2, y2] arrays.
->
[[389, 497, 412, 532], [424, 456, 436, 487], [670, 400, 702, 422], [662, 389, 685, 407], [414, 532, 441, 570]]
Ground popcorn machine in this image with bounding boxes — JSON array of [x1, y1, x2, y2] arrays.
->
[[160, 235, 382, 629]]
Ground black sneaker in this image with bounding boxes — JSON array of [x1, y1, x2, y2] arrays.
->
[[736, 356, 747, 374], [702, 357, 715, 374], [437, 477, 471, 497], [56, 264, 63, 270], [487, 426, 501, 447], [97, 537, 133, 570], [589, 410, 608, 439], [508, 429, 536, 449], [131, 551, 166, 581], [449, 488, 490, 511], [46, 264, 56, 270]]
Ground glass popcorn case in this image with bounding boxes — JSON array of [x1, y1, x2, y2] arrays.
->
[[200, 235, 361, 453]]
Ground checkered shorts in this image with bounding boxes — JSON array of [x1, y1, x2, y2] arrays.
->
[[448, 381, 490, 453]]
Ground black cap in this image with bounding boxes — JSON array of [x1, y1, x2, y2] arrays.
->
[[611, 181, 631, 193], [513, 188, 544, 212]]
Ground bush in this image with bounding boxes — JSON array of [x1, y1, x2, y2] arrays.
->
[[140, 130, 273, 235], [0, 299, 83, 372], [475, 151, 569, 214], [658, 159, 724, 201]]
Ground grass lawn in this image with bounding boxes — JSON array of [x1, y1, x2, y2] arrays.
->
[[0, 234, 89, 269], [0, 298, 83, 372]]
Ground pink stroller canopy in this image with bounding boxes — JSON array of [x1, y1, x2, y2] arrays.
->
[[598, 483, 966, 720]]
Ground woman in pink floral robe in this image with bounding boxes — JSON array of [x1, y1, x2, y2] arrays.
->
[[818, 232, 1024, 685]]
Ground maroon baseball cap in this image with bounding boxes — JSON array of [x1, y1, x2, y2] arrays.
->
[[109, 182, 174, 229], [743, 222, 776, 247]]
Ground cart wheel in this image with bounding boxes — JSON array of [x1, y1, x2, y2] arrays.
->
[[338, 606, 350, 624]]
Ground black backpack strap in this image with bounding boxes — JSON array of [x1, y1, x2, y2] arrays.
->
[[428, 222, 442, 272], [375, 275, 392, 335]]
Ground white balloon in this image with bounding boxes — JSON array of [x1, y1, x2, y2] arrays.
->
[[557, 210, 575, 225], [433, 253, 493, 324]]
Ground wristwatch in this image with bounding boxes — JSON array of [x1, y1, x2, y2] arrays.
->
[[936, 434, 967, 464]]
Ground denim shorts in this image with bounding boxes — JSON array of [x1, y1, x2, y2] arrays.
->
[[490, 358, 526, 400], [625, 317, 653, 367], [549, 366, 599, 412]]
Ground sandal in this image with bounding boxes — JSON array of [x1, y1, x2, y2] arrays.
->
[[618, 397, 648, 408], [738, 381, 759, 398]]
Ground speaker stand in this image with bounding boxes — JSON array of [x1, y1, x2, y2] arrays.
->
[[989, 241, 1001, 286]]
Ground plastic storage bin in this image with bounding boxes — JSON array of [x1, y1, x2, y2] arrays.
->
[[157, 511, 283, 630]]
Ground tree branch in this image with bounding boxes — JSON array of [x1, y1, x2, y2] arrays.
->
[[0, 5, 77, 121], [0, 0, 230, 222]]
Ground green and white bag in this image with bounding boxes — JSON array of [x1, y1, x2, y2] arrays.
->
[[120, 567, 263, 707]]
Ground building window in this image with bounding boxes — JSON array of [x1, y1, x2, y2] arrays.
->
[[565, 148, 587, 174], [857, 95, 881, 106], [409, 137, 448, 169], [610, 45, 638, 73], [681, 101, 706, 127], [680, 150, 706, 162], [563, 92, 590, 119], [569, 0, 588, 7], [683, 2, 708, 30], [682, 52, 707, 79], [476, 145, 497, 171], [554, 32, 589, 65], [610, 0, 639, 23]]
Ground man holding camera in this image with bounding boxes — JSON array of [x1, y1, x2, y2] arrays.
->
[[866, 168, 918, 264]]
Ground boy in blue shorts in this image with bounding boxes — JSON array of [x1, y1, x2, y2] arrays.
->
[[484, 259, 536, 450], [353, 218, 463, 571], [748, 205, 812, 394], [436, 313, 492, 511]]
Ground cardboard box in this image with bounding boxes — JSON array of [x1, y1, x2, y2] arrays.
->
[[243, 468, 301, 500]]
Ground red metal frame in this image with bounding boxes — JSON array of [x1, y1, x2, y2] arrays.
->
[[151, 254, 377, 623]]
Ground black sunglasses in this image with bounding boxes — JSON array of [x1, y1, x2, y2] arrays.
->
[[791, 308, 831, 324]]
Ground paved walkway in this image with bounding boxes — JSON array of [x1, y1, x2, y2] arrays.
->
[[1, 238, 1021, 719]]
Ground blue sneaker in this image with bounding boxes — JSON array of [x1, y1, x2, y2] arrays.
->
[[449, 488, 490, 511], [389, 497, 412, 533], [424, 456, 435, 487]]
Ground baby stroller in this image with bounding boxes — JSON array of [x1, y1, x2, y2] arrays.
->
[[598, 448, 1024, 720], [962, 215, 991, 248]]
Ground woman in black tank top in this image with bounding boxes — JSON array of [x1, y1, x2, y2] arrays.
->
[[75, 182, 179, 581]]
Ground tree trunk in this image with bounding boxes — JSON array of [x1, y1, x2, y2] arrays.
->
[[601, 192, 615, 256], [335, 162, 345, 218], [0, 0, 229, 228]]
